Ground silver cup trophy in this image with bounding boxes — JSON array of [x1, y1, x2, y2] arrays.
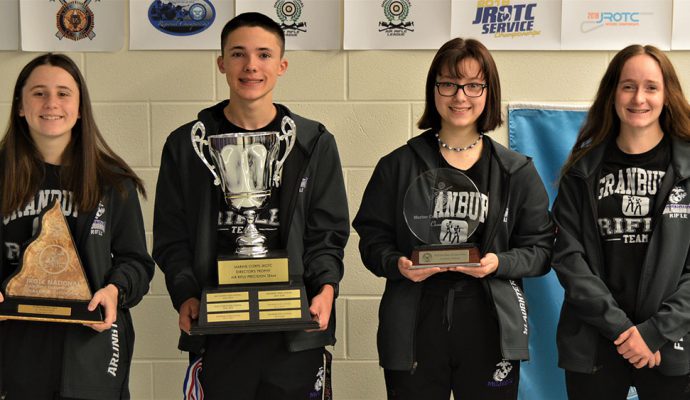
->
[[192, 116, 295, 257], [189, 116, 318, 334]]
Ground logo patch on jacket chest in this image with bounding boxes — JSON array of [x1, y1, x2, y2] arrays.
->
[[663, 186, 690, 219], [90, 201, 106, 236]]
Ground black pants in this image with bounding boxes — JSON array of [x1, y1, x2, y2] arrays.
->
[[384, 279, 519, 400], [566, 336, 690, 400], [200, 331, 325, 400], [1, 321, 67, 400]]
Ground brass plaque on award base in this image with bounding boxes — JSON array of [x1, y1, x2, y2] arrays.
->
[[190, 251, 318, 335], [0, 202, 103, 324], [410, 243, 481, 269]]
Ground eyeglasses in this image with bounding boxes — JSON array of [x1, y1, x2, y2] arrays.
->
[[435, 82, 488, 98]]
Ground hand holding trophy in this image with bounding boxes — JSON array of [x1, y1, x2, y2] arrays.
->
[[190, 116, 318, 334], [404, 168, 483, 269]]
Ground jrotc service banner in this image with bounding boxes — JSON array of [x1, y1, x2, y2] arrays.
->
[[561, 0, 672, 50], [451, 0, 561, 50], [1, 0, 19, 50], [344, 0, 451, 49], [20, 0, 124, 51], [130, 0, 234, 50], [672, 0, 690, 49], [236, 0, 340, 50]]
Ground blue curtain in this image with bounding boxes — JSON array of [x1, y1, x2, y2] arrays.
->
[[508, 105, 585, 400]]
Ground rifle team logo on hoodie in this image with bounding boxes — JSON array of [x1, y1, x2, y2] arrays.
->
[[664, 186, 690, 219]]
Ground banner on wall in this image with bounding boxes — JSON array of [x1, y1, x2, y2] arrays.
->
[[236, 0, 340, 50], [561, 0, 672, 50], [672, 0, 690, 49], [130, 0, 234, 50], [344, 0, 450, 50], [508, 103, 586, 400], [20, 0, 124, 51], [451, 0, 561, 50], [1, 0, 19, 50]]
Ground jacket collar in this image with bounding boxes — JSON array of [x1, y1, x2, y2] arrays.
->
[[670, 136, 690, 181]]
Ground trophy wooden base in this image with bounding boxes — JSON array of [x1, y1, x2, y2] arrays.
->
[[190, 280, 319, 335], [410, 243, 481, 269], [0, 295, 103, 324]]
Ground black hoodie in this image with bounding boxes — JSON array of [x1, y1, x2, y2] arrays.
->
[[353, 130, 554, 371]]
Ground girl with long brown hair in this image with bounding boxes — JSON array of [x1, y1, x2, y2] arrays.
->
[[553, 45, 690, 399], [0, 53, 153, 400]]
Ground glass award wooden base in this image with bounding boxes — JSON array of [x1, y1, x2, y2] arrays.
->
[[410, 243, 481, 269]]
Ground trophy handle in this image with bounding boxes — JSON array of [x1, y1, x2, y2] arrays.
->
[[191, 121, 221, 186], [273, 116, 296, 187]]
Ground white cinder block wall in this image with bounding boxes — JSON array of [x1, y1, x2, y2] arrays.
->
[[3, 35, 690, 400]]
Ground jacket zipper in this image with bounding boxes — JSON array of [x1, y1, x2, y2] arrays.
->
[[409, 289, 422, 374], [633, 175, 681, 320], [481, 173, 510, 357], [583, 177, 606, 373]]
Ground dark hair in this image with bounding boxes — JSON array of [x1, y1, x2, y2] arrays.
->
[[0, 53, 145, 214], [562, 44, 690, 174], [220, 12, 285, 56], [418, 38, 502, 133]]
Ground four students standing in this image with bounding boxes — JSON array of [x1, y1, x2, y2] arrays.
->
[[1, 12, 690, 400]]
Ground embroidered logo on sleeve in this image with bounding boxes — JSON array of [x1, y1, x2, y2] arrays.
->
[[90, 201, 106, 236]]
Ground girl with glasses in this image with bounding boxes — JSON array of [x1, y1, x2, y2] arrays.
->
[[353, 38, 554, 399]]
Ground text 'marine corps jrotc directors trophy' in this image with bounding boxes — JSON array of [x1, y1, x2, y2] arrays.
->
[[191, 116, 319, 334], [404, 168, 483, 269], [0, 201, 103, 323]]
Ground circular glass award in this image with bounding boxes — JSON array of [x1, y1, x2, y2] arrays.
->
[[403, 168, 483, 268]]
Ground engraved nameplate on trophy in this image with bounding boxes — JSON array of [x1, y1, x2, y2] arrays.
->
[[404, 168, 483, 269], [190, 116, 318, 334], [0, 201, 103, 323]]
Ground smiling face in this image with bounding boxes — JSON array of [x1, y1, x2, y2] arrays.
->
[[434, 58, 487, 135], [217, 26, 287, 106], [615, 54, 665, 136], [19, 65, 80, 146]]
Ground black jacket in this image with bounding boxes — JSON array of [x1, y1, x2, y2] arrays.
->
[[552, 135, 690, 376], [352, 131, 554, 370], [0, 178, 154, 399], [153, 101, 349, 353]]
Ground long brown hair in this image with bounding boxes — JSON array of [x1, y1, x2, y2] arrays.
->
[[562, 44, 690, 174], [0, 53, 145, 214], [418, 38, 503, 133]]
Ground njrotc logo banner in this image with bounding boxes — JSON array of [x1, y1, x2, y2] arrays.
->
[[20, 0, 124, 51], [344, 0, 450, 49], [235, 0, 340, 50], [561, 0, 672, 50], [130, 0, 235, 50], [451, 0, 561, 50]]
